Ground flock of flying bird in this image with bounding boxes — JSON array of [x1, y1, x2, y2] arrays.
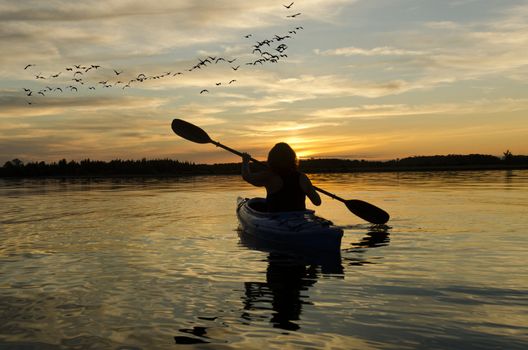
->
[[22, 3, 303, 104]]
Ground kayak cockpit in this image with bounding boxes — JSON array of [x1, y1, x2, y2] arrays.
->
[[238, 197, 316, 215]]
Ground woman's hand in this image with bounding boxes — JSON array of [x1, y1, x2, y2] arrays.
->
[[241, 153, 252, 164]]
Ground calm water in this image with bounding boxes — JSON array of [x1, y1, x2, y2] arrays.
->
[[1, 171, 527, 349]]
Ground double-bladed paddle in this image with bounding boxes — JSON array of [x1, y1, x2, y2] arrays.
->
[[171, 118, 390, 224]]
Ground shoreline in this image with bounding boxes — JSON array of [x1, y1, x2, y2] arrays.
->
[[1, 164, 526, 179]]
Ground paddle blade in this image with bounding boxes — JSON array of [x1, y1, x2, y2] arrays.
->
[[171, 119, 212, 144], [345, 200, 390, 224]]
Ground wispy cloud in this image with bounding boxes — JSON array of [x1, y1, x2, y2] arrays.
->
[[244, 120, 339, 133], [315, 46, 425, 57], [0, 93, 169, 118], [0, 0, 355, 66], [308, 98, 528, 120]]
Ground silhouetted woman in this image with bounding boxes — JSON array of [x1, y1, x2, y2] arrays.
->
[[242, 143, 321, 212]]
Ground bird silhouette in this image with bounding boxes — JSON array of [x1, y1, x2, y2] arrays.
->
[[244, 34, 253, 38], [275, 44, 288, 52], [227, 58, 237, 63], [287, 13, 301, 18], [198, 58, 210, 66], [54, 87, 63, 92], [24, 64, 35, 70], [232, 65, 240, 70], [215, 82, 222, 86], [113, 69, 123, 75], [200, 89, 209, 94], [228, 79, 236, 84], [274, 35, 291, 41], [51, 72, 61, 78], [284, 2, 294, 9], [256, 40, 272, 47]]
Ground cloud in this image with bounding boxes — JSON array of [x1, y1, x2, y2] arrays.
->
[[308, 98, 528, 120], [315, 46, 425, 57], [411, 9, 528, 78], [313, 4, 528, 87], [424, 21, 460, 29], [0, 0, 356, 66], [244, 120, 339, 133], [241, 73, 416, 99], [0, 93, 169, 118]]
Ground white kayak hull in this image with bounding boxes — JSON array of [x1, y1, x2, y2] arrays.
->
[[236, 197, 343, 252]]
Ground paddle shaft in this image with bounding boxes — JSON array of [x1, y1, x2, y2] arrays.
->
[[211, 140, 347, 203], [312, 186, 346, 203], [211, 141, 253, 161]]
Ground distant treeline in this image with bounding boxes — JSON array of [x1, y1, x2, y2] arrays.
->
[[1, 152, 527, 177]]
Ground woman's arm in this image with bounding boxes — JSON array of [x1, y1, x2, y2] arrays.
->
[[299, 173, 321, 206], [241, 153, 269, 187]]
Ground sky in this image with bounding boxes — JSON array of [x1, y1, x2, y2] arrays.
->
[[1, 0, 527, 164]]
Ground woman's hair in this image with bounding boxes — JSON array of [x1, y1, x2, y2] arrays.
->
[[267, 142, 299, 174]]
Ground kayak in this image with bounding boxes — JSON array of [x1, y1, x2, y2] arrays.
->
[[236, 197, 343, 252]]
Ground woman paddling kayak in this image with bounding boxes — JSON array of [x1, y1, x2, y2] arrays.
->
[[239, 143, 343, 252], [241, 142, 321, 212]]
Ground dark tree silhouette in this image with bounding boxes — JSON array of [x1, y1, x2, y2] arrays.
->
[[1, 154, 527, 177]]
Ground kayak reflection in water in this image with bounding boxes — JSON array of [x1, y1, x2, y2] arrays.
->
[[242, 143, 321, 212], [242, 252, 319, 331]]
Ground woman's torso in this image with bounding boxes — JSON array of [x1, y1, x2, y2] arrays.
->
[[266, 171, 306, 212]]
